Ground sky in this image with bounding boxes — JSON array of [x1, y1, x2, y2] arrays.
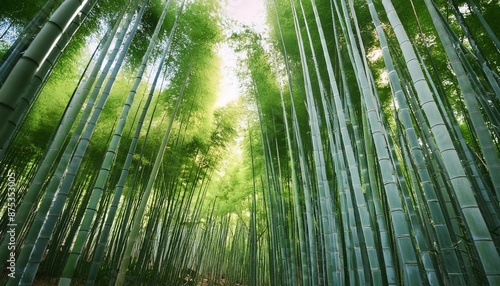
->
[[215, 0, 267, 107], [84, 0, 268, 108], [225, 0, 267, 33]]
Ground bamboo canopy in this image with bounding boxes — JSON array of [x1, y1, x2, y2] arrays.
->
[[0, 0, 499, 285]]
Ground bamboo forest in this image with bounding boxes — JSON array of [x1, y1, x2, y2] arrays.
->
[[0, 0, 499, 285]]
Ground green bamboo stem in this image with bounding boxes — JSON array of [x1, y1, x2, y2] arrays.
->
[[115, 64, 191, 286], [0, 0, 96, 155], [14, 4, 146, 285], [382, 0, 500, 284]]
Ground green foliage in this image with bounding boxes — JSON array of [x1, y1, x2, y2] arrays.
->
[[0, 0, 59, 25], [0, 40, 9, 58], [1, 0, 499, 285]]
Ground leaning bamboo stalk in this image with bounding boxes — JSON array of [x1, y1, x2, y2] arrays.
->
[[329, 3, 391, 282], [465, 0, 500, 53], [14, 4, 146, 285], [416, 45, 499, 283], [290, 1, 341, 283], [299, 1, 361, 283], [4, 5, 135, 285], [248, 126, 258, 286], [423, 0, 500, 202], [115, 63, 192, 286], [0, 7, 126, 266], [446, 0, 500, 98], [272, 0, 319, 282], [313, 0, 391, 283], [255, 109, 279, 285], [0, 0, 97, 154], [0, 1, 97, 158], [365, 1, 465, 283], [0, 21, 101, 268], [270, 5, 310, 278], [336, 0, 428, 283], [382, 1, 500, 284], [58, 2, 175, 284], [0, 0, 58, 85]]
